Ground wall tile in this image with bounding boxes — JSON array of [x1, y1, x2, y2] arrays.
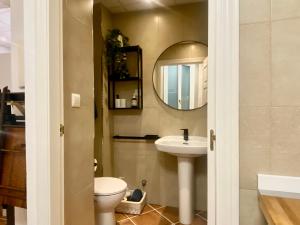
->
[[240, 189, 267, 225], [240, 0, 270, 24], [270, 151, 300, 176], [271, 107, 300, 154], [181, 107, 207, 136], [240, 23, 271, 106], [272, 0, 300, 21], [240, 140, 270, 189], [182, 3, 208, 43], [63, 0, 94, 224], [240, 106, 271, 142], [141, 107, 160, 134], [108, 2, 208, 210], [270, 107, 300, 176], [195, 156, 207, 210], [66, 184, 94, 225], [272, 18, 300, 106], [158, 106, 184, 136], [239, 106, 271, 189], [113, 111, 142, 136]]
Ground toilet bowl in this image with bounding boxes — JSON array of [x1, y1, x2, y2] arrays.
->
[[94, 177, 127, 225]]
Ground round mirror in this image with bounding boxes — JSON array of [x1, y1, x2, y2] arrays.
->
[[153, 41, 208, 110]]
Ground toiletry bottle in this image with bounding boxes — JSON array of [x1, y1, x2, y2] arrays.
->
[[131, 94, 138, 108], [115, 95, 121, 108], [120, 99, 126, 108]]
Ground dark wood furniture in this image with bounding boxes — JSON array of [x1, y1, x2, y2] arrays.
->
[[0, 87, 26, 225]]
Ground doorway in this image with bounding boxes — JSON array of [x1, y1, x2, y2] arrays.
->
[[20, 0, 239, 225]]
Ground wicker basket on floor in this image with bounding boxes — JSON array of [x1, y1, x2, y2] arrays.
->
[[116, 191, 147, 215]]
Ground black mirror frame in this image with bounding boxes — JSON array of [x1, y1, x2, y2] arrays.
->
[[152, 40, 208, 111]]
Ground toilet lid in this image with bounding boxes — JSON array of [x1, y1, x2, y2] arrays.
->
[[94, 177, 127, 196]]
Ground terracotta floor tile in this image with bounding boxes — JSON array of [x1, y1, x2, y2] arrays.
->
[[116, 213, 128, 221], [177, 216, 207, 225], [131, 211, 171, 225], [157, 206, 180, 223], [117, 219, 135, 225], [125, 204, 155, 218], [149, 204, 164, 209], [141, 204, 155, 214]]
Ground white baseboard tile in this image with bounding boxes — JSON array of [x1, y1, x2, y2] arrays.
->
[[258, 174, 300, 199]]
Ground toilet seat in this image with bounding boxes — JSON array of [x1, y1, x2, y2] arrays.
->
[[94, 177, 127, 196]]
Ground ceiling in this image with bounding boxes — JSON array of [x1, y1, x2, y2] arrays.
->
[[0, 0, 10, 53], [96, 0, 206, 14], [0, 1, 9, 9]]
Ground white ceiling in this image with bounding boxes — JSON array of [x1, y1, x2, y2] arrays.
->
[[0, 0, 10, 53], [97, 0, 205, 14]]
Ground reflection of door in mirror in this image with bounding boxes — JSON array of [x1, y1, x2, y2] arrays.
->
[[153, 42, 208, 110], [161, 62, 206, 110], [181, 65, 190, 110], [162, 65, 178, 109]]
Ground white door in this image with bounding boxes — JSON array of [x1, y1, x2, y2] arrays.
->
[[24, 0, 64, 225], [207, 0, 239, 225]]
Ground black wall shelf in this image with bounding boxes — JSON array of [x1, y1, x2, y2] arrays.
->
[[113, 135, 160, 140], [108, 45, 143, 110]]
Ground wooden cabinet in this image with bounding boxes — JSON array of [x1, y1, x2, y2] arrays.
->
[[0, 87, 26, 225]]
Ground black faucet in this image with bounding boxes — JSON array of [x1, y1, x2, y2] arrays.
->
[[180, 129, 189, 141]]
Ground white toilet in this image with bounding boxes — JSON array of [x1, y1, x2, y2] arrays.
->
[[94, 177, 127, 225]]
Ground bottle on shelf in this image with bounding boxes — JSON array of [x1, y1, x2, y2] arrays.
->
[[115, 94, 121, 108], [131, 91, 138, 108]]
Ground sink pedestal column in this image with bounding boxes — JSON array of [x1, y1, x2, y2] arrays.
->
[[178, 157, 194, 225]]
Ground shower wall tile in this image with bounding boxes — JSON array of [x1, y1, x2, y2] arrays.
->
[[240, 0, 300, 224], [240, 0, 270, 24], [272, 18, 300, 106], [270, 107, 300, 176], [239, 106, 271, 189], [240, 189, 267, 225], [272, 0, 300, 21], [240, 23, 271, 107]]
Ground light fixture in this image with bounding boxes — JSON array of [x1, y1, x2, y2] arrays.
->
[[145, 0, 153, 4]]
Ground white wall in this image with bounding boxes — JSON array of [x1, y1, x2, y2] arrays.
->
[[10, 0, 24, 92], [0, 53, 11, 88]]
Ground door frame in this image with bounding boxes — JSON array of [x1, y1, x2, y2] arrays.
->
[[208, 0, 239, 225], [22, 0, 239, 224], [24, 0, 64, 224]]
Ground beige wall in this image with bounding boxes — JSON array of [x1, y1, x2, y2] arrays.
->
[[101, 6, 114, 177], [240, 1, 300, 224], [63, 0, 95, 224], [105, 2, 208, 210], [0, 53, 11, 88]]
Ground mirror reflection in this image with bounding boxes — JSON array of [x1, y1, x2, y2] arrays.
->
[[153, 41, 208, 110]]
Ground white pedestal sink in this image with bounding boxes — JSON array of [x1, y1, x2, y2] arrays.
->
[[155, 136, 207, 225]]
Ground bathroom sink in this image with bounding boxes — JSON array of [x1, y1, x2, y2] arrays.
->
[[155, 136, 207, 157], [154, 135, 207, 224]]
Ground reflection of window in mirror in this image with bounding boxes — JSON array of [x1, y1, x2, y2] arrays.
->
[[158, 57, 208, 110]]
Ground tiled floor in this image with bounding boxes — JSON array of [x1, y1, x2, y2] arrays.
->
[[116, 204, 207, 225], [0, 205, 207, 225]]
